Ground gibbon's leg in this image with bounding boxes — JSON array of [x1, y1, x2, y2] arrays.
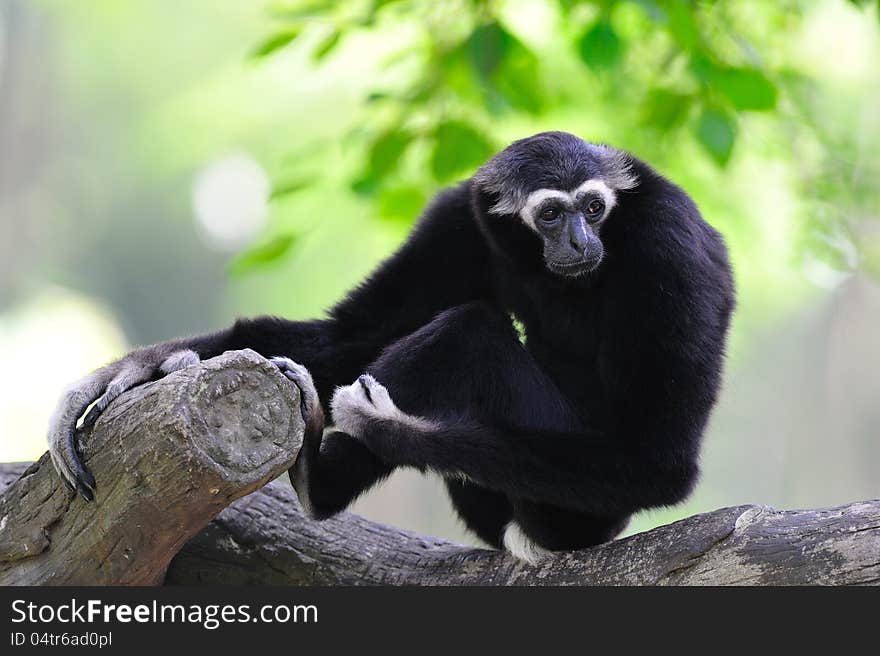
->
[[325, 301, 593, 555], [510, 499, 630, 555], [493, 502, 628, 566], [444, 478, 513, 549], [290, 428, 394, 520]]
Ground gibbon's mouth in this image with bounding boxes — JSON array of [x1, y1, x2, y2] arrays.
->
[[547, 258, 601, 278]]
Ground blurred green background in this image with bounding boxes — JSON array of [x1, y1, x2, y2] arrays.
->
[[1, 0, 878, 545]]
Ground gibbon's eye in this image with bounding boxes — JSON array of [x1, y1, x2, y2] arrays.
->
[[540, 207, 561, 222], [585, 198, 605, 218]]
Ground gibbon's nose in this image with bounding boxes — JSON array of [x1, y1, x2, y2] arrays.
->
[[567, 213, 590, 256]]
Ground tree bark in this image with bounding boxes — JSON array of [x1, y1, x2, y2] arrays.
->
[[0, 350, 878, 585], [162, 484, 880, 585], [0, 349, 304, 585]]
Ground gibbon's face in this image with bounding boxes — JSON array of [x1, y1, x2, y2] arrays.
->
[[517, 179, 616, 277], [473, 131, 638, 278]]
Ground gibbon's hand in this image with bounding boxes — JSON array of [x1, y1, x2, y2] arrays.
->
[[47, 346, 201, 501], [47, 347, 321, 502]]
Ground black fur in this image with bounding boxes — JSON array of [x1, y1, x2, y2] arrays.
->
[[57, 132, 735, 554]]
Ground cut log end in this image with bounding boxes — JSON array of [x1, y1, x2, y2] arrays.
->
[[0, 349, 303, 585]]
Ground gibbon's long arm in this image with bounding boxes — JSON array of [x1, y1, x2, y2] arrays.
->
[[227, 184, 493, 407], [48, 184, 491, 500], [332, 376, 695, 518]]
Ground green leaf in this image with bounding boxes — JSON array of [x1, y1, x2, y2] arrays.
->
[[367, 129, 413, 181], [464, 21, 542, 114], [642, 89, 693, 129], [377, 185, 427, 223], [228, 233, 298, 276], [367, 0, 402, 20], [690, 56, 777, 111], [664, 0, 700, 51], [494, 49, 542, 114], [312, 29, 341, 62], [468, 22, 507, 78], [846, 0, 874, 7], [250, 28, 302, 59], [437, 46, 483, 105], [577, 20, 623, 70], [688, 52, 716, 83], [269, 177, 312, 200], [713, 67, 778, 111], [695, 108, 737, 166], [268, 0, 338, 21], [366, 91, 390, 104], [351, 176, 378, 196], [430, 121, 493, 181]]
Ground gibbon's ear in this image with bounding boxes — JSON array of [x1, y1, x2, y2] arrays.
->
[[469, 176, 510, 223], [471, 154, 528, 218]]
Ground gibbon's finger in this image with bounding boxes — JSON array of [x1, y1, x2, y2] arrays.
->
[[49, 447, 77, 494], [47, 368, 117, 499], [50, 422, 95, 501], [80, 384, 123, 429], [80, 350, 199, 430], [158, 349, 200, 375], [80, 362, 154, 430], [49, 425, 91, 500]]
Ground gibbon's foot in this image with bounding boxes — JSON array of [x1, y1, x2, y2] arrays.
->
[[331, 374, 396, 437], [330, 374, 436, 439], [502, 522, 551, 566], [48, 349, 201, 501], [271, 357, 324, 518]]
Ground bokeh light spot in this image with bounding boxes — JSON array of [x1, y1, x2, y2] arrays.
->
[[192, 153, 269, 250]]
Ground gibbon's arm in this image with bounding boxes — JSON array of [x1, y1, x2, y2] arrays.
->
[[332, 376, 697, 519], [227, 183, 493, 403], [49, 183, 492, 499]]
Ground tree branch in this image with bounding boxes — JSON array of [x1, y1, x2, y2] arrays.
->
[[1, 350, 878, 585], [163, 484, 880, 585]]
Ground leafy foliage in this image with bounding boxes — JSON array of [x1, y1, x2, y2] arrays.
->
[[249, 0, 790, 182], [238, 0, 879, 278]]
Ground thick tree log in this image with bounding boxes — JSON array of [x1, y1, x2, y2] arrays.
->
[[0, 349, 304, 585], [161, 484, 880, 585], [0, 348, 878, 585]]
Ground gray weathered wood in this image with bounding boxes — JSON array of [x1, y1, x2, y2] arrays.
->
[[163, 482, 880, 585], [0, 349, 303, 585], [3, 460, 877, 585], [0, 347, 877, 585]]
